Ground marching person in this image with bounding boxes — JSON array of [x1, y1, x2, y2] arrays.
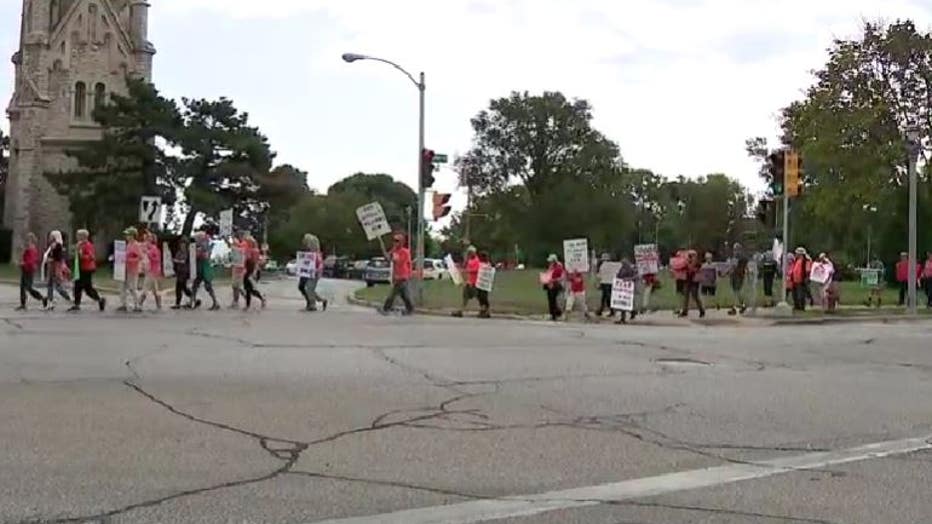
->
[[679, 250, 705, 318], [819, 252, 840, 312], [381, 233, 415, 315], [727, 243, 749, 315], [242, 234, 267, 310], [475, 252, 492, 319], [118, 227, 142, 312], [543, 254, 566, 321], [70, 229, 106, 312], [453, 246, 482, 318], [228, 231, 247, 309], [895, 252, 922, 307], [615, 258, 638, 324], [760, 252, 779, 307], [595, 253, 615, 318], [43, 230, 72, 309], [564, 269, 591, 322], [699, 252, 718, 302], [924, 251, 932, 308], [139, 232, 163, 311], [670, 249, 688, 315], [298, 233, 327, 312], [16, 233, 47, 311], [790, 247, 810, 311], [171, 237, 197, 310], [191, 230, 220, 311]]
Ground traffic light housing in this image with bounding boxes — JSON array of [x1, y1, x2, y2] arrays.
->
[[767, 151, 785, 196], [756, 199, 776, 228], [785, 150, 803, 197], [421, 149, 436, 188], [432, 192, 452, 221]]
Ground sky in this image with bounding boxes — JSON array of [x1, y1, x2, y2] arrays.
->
[[2, 0, 931, 216]]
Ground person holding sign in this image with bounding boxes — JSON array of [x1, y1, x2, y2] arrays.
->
[[43, 230, 72, 309], [70, 229, 106, 312], [453, 246, 489, 318], [298, 233, 328, 312], [381, 233, 415, 315], [614, 258, 638, 324], [679, 250, 705, 318], [542, 254, 566, 321], [139, 232, 163, 311]]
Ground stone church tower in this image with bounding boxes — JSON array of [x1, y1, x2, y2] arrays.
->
[[3, 0, 154, 255]]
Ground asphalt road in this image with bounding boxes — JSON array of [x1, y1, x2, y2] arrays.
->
[[2, 277, 932, 523]]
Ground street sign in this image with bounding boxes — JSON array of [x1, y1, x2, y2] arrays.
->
[[139, 196, 161, 224], [219, 209, 234, 238], [433, 154, 449, 164], [356, 202, 392, 241]]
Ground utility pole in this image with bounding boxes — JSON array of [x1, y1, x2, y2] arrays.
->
[[907, 129, 920, 315], [464, 165, 472, 245], [405, 206, 412, 251], [415, 71, 426, 304]]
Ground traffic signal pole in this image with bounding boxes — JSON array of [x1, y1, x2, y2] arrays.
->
[[779, 186, 791, 309], [415, 72, 426, 305]]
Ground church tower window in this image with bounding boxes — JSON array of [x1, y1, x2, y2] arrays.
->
[[74, 82, 87, 119], [94, 83, 106, 109]]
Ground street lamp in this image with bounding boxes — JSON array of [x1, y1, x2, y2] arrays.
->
[[343, 52, 427, 304], [906, 128, 922, 315]]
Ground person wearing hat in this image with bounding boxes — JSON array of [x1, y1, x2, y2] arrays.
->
[[118, 227, 143, 312], [298, 233, 327, 312], [543, 254, 566, 321], [790, 247, 810, 311], [381, 233, 414, 315]]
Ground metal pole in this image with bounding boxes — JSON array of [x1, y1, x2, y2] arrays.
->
[[778, 188, 790, 309], [866, 224, 871, 269], [907, 135, 919, 315], [465, 167, 472, 244], [405, 206, 412, 251], [415, 72, 426, 305]]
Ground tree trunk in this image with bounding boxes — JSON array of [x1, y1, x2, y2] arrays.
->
[[182, 210, 197, 237]]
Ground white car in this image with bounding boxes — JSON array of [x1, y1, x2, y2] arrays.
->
[[423, 258, 448, 280], [285, 259, 298, 276]]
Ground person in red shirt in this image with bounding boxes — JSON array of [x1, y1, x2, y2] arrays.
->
[[679, 250, 706, 318], [69, 229, 106, 312], [453, 246, 484, 318], [119, 227, 143, 312], [565, 270, 591, 321], [543, 254, 566, 321], [138, 232, 164, 311], [790, 247, 811, 311], [924, 251, 932, 308], [242, 234, 267, 310], [381, 233, 414, 315], [895, 252, 922, 306], [16, 232, 46, 311]]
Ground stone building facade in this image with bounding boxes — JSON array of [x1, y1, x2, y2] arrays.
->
[[3, 0, 154, 256]]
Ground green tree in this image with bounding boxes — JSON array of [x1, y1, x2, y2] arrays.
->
[[328, 173, 417, 229], [175, 97, 274, 235], [46, 77, 181, 234], [768, 19, 932, 265]]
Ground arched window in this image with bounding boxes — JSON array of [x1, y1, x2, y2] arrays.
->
[[74, 82, 87, 119], [94, 83, 106, 109], [25, 2, 33, 33]]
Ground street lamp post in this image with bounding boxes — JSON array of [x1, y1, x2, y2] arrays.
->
[[863, 204, 877, 268], [906, 128, 921, 315], [343, 53, 427, 304]]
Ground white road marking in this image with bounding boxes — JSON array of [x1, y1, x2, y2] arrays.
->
[[313, 435, 931, 524]]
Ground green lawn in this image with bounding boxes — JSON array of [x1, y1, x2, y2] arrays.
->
[[356, 269, 922, 315]]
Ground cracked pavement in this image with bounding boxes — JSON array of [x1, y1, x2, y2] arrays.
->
[[2, 279, 932, 523]]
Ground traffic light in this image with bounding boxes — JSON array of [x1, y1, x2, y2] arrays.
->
[[767, 151, 785, 196], [421, 148, 436, 188], [785, 150, 802, 197], [756, 199, 776, 228], [432, 192, 452, 221]]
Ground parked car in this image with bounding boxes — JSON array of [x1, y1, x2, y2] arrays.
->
[[364, 257, 392, 287], [285, 259, 298, 276], [348, 260, 370, 281], [323, 256, 352, 279], [423, 258, 448, 280]]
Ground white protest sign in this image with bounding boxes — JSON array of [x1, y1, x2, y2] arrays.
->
[[296, 251, 318, 279], [356, 202, 392, 241], [563, 238, 589, 273], [598, 262, 622, 285], [444, 254, 463, 286], [113, 240, 127, 282], [634, 244, 660, 276], [810, 262, 831, 285], [219, 209, 234, 238], [139, 196, 161, 224], [476, 265, 496, 293], [162, 242, 175, 278], [231, 247, 245, 268], [610, 278, 636, 312]]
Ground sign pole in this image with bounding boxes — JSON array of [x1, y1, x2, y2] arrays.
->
[[776, 179, 791, 314]]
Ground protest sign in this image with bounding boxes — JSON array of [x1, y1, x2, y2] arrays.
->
[[476, 265, 496, 292], [113, 241, 126, 282], [598, 262, 622, 285], [610, 278, 636, 312], [188, 243, 197, 286], [634, 244, 659, 276], [444, 254, 463, 286], [356, 202, 392, 241], [219, 209, 234, 238], [231, 247, 245, 268], [810, 262, 832, 285], [563, 238, 589, 272], [296, 251, 318, 279]]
